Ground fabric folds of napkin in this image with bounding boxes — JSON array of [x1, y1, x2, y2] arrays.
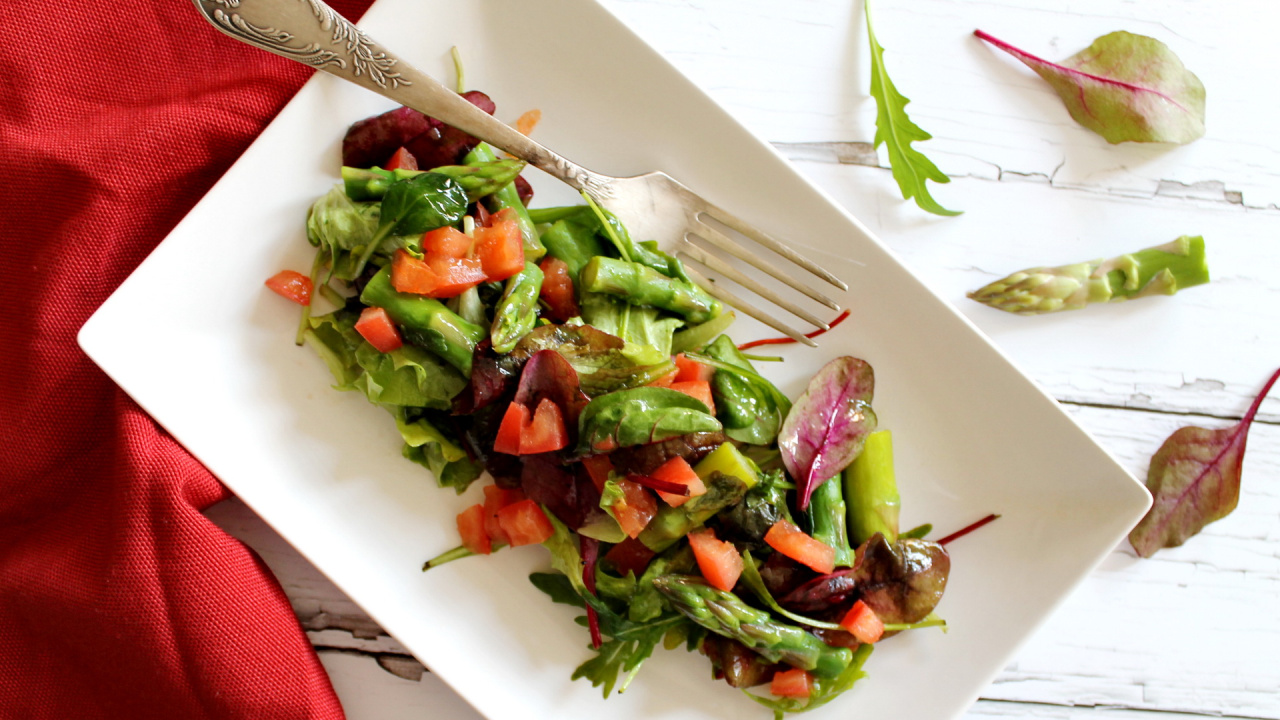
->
[[0, 1, 374, 717]]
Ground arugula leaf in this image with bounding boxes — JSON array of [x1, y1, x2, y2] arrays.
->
[[865, 0, 959, 217]]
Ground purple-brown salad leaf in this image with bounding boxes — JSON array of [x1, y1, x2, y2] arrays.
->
[[974, 29, 1205, 145], [1129, 366, 1280, 557], [852, 534, 950, 625], [778, 356, 877, 510]]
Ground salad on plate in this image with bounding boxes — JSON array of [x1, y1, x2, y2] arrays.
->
[[266, 80, 953, 716]]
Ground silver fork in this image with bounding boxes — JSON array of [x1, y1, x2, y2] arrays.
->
[[192, 0, 848, 344]]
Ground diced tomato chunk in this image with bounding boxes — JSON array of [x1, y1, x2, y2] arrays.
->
[[669, 380, 715, 414], [649, 456, 707, 507], [603, 537, 656, 578], [610, 478, 658, 539], [353, 307, 403, 353], [647, 367, 679, 388], [422, 225, 472, 259], [475, 208, 524, 281], [539, 256, 580, 321], [764, 519, 836, 574], [520, 398, 569, 454], [497, 499, 554, 546], [482, 484, 526, 545], [674, 353, 715, 383], [581, 454, 615, 492], [265, 270, 312, 305], [688, 529, 743, 591], [494, 403, 529, 455], [391, 249, 485, 297], [383, 146, 418, 171], [424, 255, 487, 297], [456, 504, 491, 555], [839, 600, 884, 644], [770, 668, 813, 699]]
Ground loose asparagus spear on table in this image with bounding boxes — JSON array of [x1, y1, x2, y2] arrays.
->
[[653, 575, 853, 678], [968, 235, 1209, 315]]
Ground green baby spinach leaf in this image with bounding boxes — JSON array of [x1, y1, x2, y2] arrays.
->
[[577, 387, 721, 455], [866, 0, 959, 217], [1129, 366, 1280, 557], [974, 29, 1205, 145]]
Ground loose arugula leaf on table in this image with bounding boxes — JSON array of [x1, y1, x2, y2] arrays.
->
[[777, 356, 878, 510], [865, 0, 959, 217], [1129, 366, 1280, 557], [974, 29, 1206, 145]]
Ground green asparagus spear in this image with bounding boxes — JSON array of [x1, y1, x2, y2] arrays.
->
[[968, 235, 1209, 315], [652, 575, 853, 678], [808, 472, 855, 568], [342, 160, 526, 203], [463, 143, 546, 261], [490, 261, 544, 354], [639, 472, 747, 552], [844, 429, 899, 544], [360, 266, 485, 375], [579, 256, 722, 324]]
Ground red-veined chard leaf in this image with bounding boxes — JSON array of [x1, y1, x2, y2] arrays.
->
[[778, 356, 877, 510], [974, 29, 1205, 145], [1129, 366, 1280, 557]]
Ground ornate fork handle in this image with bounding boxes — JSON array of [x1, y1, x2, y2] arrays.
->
[[192, 0, 602, 193]]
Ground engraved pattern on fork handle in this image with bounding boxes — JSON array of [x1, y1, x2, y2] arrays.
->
[[191, 0, 601, 195]]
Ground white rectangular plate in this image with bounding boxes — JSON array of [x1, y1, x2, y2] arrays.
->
[[79, 0, 1150, 718]]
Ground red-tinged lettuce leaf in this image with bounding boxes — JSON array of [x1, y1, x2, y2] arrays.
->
[[342, 91, 496, 169], [974, 29, 1205, 145], [778, 356, 878, 510], [514, 349, 590, 428], [1129, 366, 1280, 557]]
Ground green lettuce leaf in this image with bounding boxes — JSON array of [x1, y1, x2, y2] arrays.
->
[[580, 292, 682, 366], [395, 409, 483, 493]]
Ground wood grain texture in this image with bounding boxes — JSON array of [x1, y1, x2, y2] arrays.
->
[[206, 0, 1280, 717]]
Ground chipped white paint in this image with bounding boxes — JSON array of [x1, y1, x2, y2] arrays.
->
[[207, 0, 1280, 718]]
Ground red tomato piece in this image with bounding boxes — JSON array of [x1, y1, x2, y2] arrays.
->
[[497, 499, 554, 546], [610, 478, 658, 539], [493, 402, 529, 456], [422, 225, 471, 259], [839, 600, 884, 644], [649, 456, 707, 507], [265, 270, 312, 305], [353, 307, 403, 353], [603, 537, 656, 578], [770, 668, 813, 699], [764, 519, 836, 574], [669, 380, 715, 414], [647, 367, 679, 388], [390, 249, 440, 295], [456, 504, 491, 555], [519, 398, 569, 454], [688, 528, 743, 592], [383, 146, 419, 171], [674, 353, 715, 383], [538, 257, 581, 321], [475, 208, 524, 281], [581, 454, 615, 492], [482, 484, 526, 546], [424, 255, 487, 297]]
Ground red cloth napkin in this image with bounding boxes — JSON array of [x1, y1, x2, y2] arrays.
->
[[0, 1, 373, 717]]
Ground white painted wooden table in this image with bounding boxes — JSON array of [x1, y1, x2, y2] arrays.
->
[[207, 0, 1280, 717]]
